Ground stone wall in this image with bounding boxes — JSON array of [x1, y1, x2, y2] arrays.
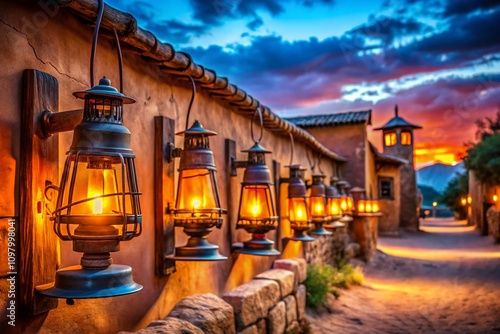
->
[[303, 226, 347, 266], [487, 208, 500, 243], [349, 215, 379, 261], [120, 259, 307, 334]]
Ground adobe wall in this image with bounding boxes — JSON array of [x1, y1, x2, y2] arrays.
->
[[0, 2, 339, 333], [304, 124, 366, 188], [377, 165, 401, 236]]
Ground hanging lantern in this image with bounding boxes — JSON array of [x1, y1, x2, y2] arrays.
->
[[171, 120, 227, 261], [325, 184, 342, 221], [36, 0, 143, 299], [337, 181, 349, 212], [37, 77, 143, 299], [236, 141, 279, 255], [308, 174, 332, 236], [233, 108, 279, 256], [286, 164, 314, 242], [372, 199, 380, 213], [345, 182, 355, 212]]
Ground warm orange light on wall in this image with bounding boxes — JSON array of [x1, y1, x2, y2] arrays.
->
[[461, 197, 467, 206], [365, 200, 373, 212], [371, 200, 380, 213], [467, 195, 472, 204], [494, 195, 498, 202], [358, 199, 366, 213]]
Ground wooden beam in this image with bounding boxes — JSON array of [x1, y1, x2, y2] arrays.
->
[[19, 69, 59, 315], [154, 116, 176, 276], [273, 160, 282, 252], [225, 139, 237, 248]]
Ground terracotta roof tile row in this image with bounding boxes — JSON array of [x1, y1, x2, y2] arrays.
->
[[284, 110, 372, 128], [58, 0, 346, 162]]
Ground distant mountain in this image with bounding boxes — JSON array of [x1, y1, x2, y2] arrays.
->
[[416, 162, 465, 193], [418, 185, 442, 208]]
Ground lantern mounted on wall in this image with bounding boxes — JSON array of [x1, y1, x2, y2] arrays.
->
[[166, 76, 227, 261], [36, 0, 143, 300], [231, 108, 279, 256], [308, 174, 332, 236], [324, 182, 344, 230], [279, 134, 315, 242]]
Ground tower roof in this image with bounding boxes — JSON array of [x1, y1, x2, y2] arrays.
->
[[373, 105, 422, 131]]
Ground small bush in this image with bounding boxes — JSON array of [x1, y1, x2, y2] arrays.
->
[[305, 262, 364, 308], [304, 264, 335, 307], [331, 261, 364, 289]]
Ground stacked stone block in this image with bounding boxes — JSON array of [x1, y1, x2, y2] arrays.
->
[[120, 258, 307, 334]]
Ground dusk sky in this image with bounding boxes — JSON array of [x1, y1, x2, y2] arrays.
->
[[107, 0, 500, 166]]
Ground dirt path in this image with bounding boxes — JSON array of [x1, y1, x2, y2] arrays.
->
[[306, 218, 500, 334]]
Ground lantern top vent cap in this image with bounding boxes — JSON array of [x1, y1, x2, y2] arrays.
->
[[73, 77, 135, 104], [242, 142, 271, 154], [176, 120, 217, 136]]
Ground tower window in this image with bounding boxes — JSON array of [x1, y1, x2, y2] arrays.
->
[[379, 177, 394, 199], [384, 132, 397, 146], [401, 131, 412, 145]]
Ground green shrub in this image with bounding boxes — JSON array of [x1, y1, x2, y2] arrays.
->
[[465, 134, 500, 185], [304, 264, 335, 307], [331, 261, 364, 289], [304, 263, 364, 308]]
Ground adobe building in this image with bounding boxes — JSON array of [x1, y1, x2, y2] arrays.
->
[[286, 108, 415, 235], [373, 105, 422, 231]]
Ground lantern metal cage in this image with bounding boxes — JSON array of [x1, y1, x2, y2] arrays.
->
[[308, 174, 332, 236], [36, 0, 143, 300], [236, 142, 279, 255], [170, 119, 227, 261], [37, 80, 143, 299], [286, 164, 315, 242]]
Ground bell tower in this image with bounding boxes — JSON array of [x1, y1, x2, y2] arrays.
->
[[374, 105, 422, 230]]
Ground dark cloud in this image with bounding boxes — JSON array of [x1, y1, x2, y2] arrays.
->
[[443, 0, 500, 17], [125, 1, 209, 44], [409, 9, 500, 54], [349, 17, 431, 45], [189, 0, 334, 27], [247, 16, 264, 31]]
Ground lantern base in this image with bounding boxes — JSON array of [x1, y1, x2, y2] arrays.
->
[[339, 215, 354, 223], [236, 234, 280, 256], [170, 236, 227, 261], [325, 221, 345, 230], [289, 229, 316, 242], [309, 223, 333, 236], [36, 264, 142, 299]]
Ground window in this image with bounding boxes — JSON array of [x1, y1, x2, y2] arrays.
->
[[379, 177, 394, 199], [401, 131, 412, 145], [384, 132, 397, 146]]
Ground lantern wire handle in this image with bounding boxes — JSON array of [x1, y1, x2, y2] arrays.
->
[[90, 0, 104, 87], [317, 154, 324, 174], [112, 28, 124, 93], [251, 107, 264, 143], [185, 75, 196, 130], [306, 149, 316, 172], [288, 132, 294, 166]]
